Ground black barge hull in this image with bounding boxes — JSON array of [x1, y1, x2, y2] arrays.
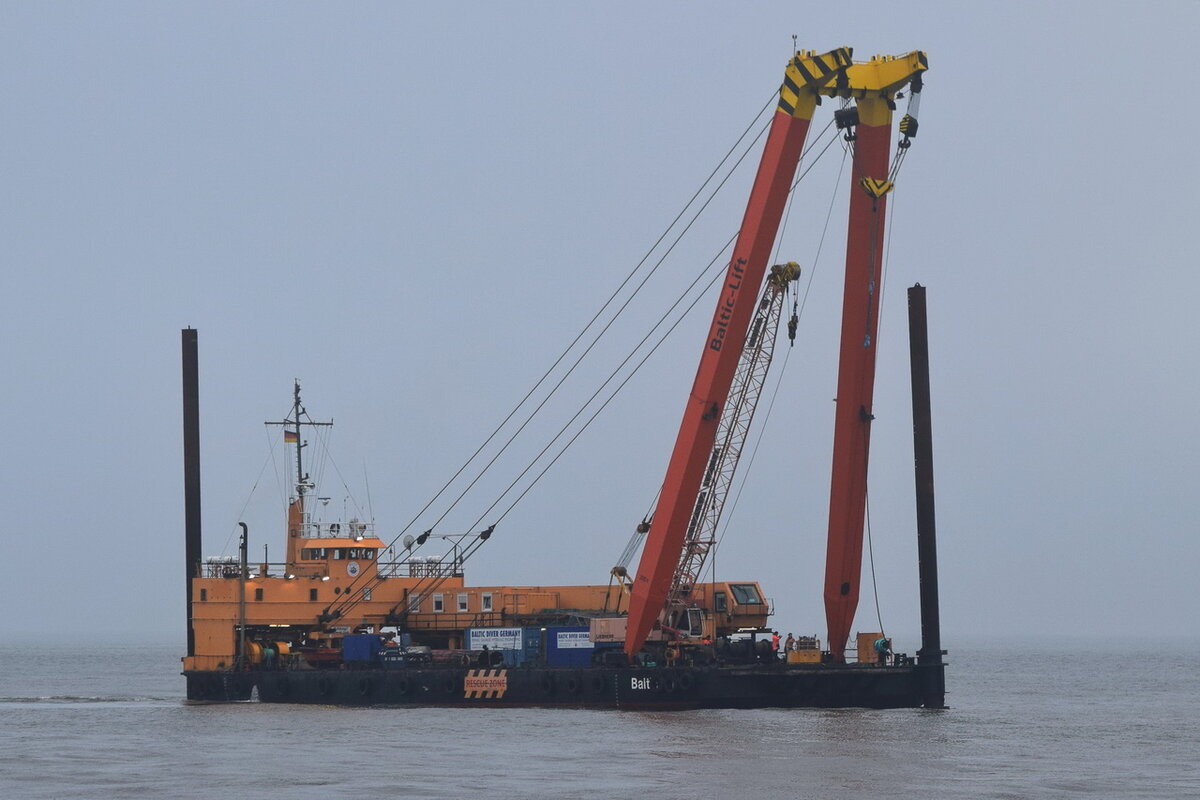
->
[[187, 662, 945, 709]]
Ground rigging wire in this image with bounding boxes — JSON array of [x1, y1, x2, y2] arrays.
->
[[326, 99, 794, 614], [219, 437, 278, 558], [364, 461, 374, 524], [414, 112, 779, 539], [334, 194, 762, 618], [353, 92, 780, 555], [332, 115, 845, 619], [328, 240, 739, 620], [485, 259, 731, 529], [864, 186, 901, 636], [864, 462, 885, 635], [422, 116, 839, 547], [598, 121, 842, 575], [470, 123, 842, 533], [708, 139, 847, 579]]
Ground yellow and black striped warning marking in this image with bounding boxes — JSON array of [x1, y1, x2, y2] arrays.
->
[[778, 47, 854, 118], [464, 668, 508, 699], [859, 177, 895, 198]]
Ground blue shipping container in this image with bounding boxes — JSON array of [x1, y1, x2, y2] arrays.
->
[[545, 626, 593, 667], [342, 634, 384, 662], [523, 627, 542, 663]]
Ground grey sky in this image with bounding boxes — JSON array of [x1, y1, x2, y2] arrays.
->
[[2, 2, 1197, 647]]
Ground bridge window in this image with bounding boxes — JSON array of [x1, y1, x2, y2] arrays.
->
[[714, 591, 726, 612], [457, 593, 468, 613], [481, 593, 493, 612], [729, 584, 762, 605], [433, 594, 444, 613], [254, 588, 263, 601]]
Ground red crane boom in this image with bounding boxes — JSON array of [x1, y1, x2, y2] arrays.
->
[[822, 55, 927, 661], [625, 49, 927, 661], [624, 49, 854, 657]]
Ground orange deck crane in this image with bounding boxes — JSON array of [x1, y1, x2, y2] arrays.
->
[[625, 49, 927, 660]]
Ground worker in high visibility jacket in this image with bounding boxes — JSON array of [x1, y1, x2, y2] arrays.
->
[[874, 637, 892, 666]]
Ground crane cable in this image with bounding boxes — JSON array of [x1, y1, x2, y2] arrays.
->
[[328, 101, 833, 620], [333, 122, 846, 623], [396, 91, 779, 537], [620, 120, 846, 574], [863, 184, 902, 638], [708, 142, 849, 579], [472, 124, 845, 540], [415, 110, 782, 538], [439, 117, 840, 548], [863, 80, 920, 637]]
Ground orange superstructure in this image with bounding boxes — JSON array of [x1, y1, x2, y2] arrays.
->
[[182, 378, 768, 675], [184, 537, 768, 671]]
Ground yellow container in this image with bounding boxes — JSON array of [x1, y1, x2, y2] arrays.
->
[[787, 649, 821, 663], [857, 632, 883, 664]]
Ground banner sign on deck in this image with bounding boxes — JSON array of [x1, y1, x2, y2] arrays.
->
[[556, 631, 593, 649], [467, 627, 522, 650]]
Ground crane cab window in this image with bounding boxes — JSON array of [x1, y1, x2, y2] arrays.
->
[[729, 584, 762, 605]]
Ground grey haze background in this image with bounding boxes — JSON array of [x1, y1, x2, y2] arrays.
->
[[2, 1, 1196, 648]]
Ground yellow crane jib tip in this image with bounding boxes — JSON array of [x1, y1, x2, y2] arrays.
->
[[778, 47, 854, 119], [819, 51, 929, 100]]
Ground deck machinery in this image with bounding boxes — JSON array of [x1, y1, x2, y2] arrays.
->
[[182, 47, 946, 709]]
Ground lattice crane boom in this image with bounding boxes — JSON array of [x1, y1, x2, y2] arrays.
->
[[661, 263, 799, 634]]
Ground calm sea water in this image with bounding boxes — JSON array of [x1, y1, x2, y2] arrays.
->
[[0, 638, 1196, 799]]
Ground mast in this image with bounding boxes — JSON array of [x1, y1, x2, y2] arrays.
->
[[624, 49, 854, 658], [292, 381, 305, 503], [181, 328, 201, 658], [266, 381, 332, 566]]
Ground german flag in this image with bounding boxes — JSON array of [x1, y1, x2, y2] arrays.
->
[[284, 430, 298, 444]]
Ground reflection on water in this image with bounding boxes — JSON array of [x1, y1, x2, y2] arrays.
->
[[0, 639, 1196, 799]]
